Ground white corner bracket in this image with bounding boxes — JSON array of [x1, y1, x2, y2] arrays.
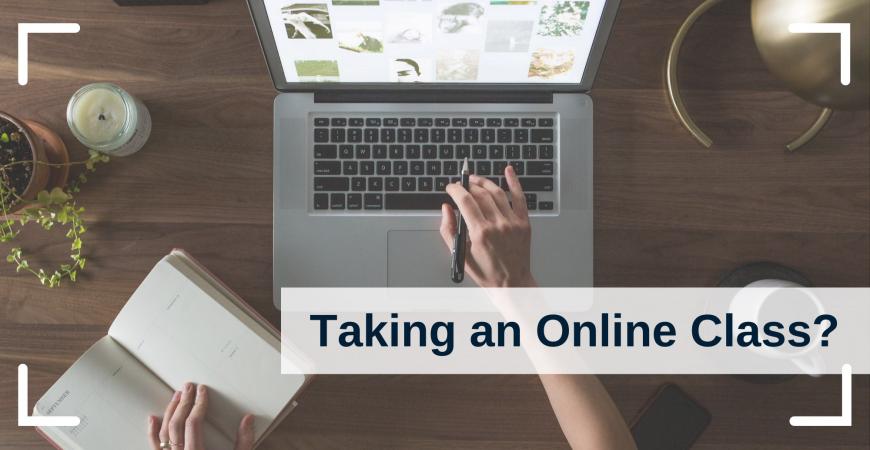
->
[[788, 23, 851, 86], [18, 364, 81, 427], [789, 364, 852, 427], [18, 23, 81, 86]]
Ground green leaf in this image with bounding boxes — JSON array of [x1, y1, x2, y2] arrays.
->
[[36, 191, 51, 206], [5, 254, 13, 263], [70, 270, 77, 282], [71, 238, 82, 250], [0, 133, 8, 143], [49, 187, 70, 204]]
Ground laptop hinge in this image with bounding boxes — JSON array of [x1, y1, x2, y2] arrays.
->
[[313, 90, 553, 104]]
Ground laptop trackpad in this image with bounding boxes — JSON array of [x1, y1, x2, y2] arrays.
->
[[387, 230, 470, 287]]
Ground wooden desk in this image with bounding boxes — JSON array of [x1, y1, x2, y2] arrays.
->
[[1, 0, 867, 448]]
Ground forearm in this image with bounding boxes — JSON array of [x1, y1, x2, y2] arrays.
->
[[539, 374, 637, 450]]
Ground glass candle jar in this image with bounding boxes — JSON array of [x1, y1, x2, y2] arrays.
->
[[66, 83, 152, 156]]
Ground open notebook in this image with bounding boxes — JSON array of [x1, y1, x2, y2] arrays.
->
[[34, 250, 308, 450]]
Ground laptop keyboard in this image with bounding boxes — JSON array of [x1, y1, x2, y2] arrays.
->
[[311, 114, 557, 212]]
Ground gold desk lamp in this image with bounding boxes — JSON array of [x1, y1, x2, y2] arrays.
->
[[667, 0, 869, 151]]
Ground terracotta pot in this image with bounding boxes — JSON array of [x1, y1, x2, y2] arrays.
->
[[0, 111, 51, 212]]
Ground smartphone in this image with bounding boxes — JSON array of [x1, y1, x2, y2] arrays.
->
[[630, 383, 712, 450]]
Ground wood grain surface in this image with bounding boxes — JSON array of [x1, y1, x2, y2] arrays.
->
[[1, 0, 868, 448]]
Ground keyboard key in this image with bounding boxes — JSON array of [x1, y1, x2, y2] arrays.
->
[[401, 177, 416, 191], [525, 193, 537, 210], [506, 145, 520, 159], [528, 161, 554, 175], [314, 118, 329, 126], [470, 118, 485, 127], [494, 161, 508, 175], [531, 129, 554, 143], [418, 118, 433, 127], [384, 118, 399, 127], [314, 128, 329, 142], [472, 145, 487, 159], [422, 145, 437, 159], [435, 177, 450, 191], [355, 145, 371, 159], [518, 177, 554, 191], [444, 160, 458, 175], [514, 129, 529, 143], [389, 145, 404, 159], [314, 144, 337, 159], [477, 161, 491, 175], [410, 160, 425, 175], [314, 177, 349, 191], [439, 145, 454, 159], [347, 193, 362, 209], [540, 145, 554, 159], [448, 129, 462, 143], [457, 145, 471, 159], [509, 161, 525, 175], [394, 161, 408, 175], [314, 161, 341, 175], [338, 145, 353, 159], [464, 128, 479, 143], [386, 193, 452, 210], [539, 118, 554, 127], [419, 177, 433, 191], [489, 145, 504, 159], [398, 129, 412, 143], [521, 118, 536, 127], [314, 193, 328, 209], [505, 118, 519, 127], [348, 128, 363, 143], [330, 193, 345, 209], [368, 177, 383, 191], [431, 129, 445, 143], [364, 128, 378, 143], [497, 129, 512, 143], [415, 128, 429, 143], [400, 118, 416, 127], [406, 145, 421, 159], [349, 118, 364, 127], [486, 118, 502, 127], [364, 193, 383, 209], [539, 201, 554, 211], [426, 161, 442, 175], [331, 118, 347, 126], [373, 145, 387, 159], [360, 161, 374, 175], [451, 118, 468, 127], [385, 177, 400, 191], [331, 128, 346, 142], [366, 118, 381, 127], [377, 161, 391, 175], [522, 145, 537, 159], [381, 129, 395, 143], [343, 161, 358, 175], [351, 177, 366, 191], [481, 129, 495, 143], [435, 118, 450, 127]]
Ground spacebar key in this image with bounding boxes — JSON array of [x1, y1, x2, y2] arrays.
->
[[386, 193, 453, 210]]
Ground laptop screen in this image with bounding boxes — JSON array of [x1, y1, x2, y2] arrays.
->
[[262, 0, 609, 84]]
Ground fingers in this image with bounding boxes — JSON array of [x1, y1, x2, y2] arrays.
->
[[159, 390, 181, 445], [439, 203, 457, 252], [184, 385, 209, 450], [147, 416, 161, 450], [445, 183, 485, 228], [169, 383, 196, 447], [470, 175, 513, 219], [234, 414, 256, 450], [504, 166, 528, 220]]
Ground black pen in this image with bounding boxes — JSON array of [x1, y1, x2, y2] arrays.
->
[[451, 158, 470, 283]]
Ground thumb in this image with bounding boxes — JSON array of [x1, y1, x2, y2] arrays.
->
[[233, 415, 255, 450]]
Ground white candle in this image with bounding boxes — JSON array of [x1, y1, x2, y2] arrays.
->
[[67, 83, 151, 156]]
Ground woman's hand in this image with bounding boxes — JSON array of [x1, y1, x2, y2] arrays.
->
[[147, 383, 254, 450], [440, 165, 536, 288]]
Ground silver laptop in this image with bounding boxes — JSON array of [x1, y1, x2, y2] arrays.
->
[[246, 0, 619, 305]]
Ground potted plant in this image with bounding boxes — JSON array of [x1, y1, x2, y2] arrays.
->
[[0, 111, 109, 287]]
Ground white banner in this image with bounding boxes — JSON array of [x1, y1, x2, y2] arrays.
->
[[280, 288, 870, 375]]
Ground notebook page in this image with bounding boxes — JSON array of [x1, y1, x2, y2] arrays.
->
[[34, 336, 232, 450], [108, 257, 303, 442]]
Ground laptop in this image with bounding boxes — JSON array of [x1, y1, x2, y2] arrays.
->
[[246, 0, 619, 304]]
